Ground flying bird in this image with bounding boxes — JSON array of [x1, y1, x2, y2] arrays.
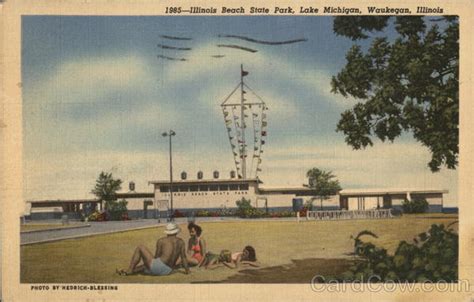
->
[[218, 34, 307, 45], [157, 54, 187, 61], [217, 44, 258, 53], [160, 35, 192, 41], [157, 44, 192, 51]]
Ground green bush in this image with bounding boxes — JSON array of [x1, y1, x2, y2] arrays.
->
[[236, 198, 266, 218], [402, 197, 429, 213], [107, 199, 129, 221], [332, 223, 458, 282]]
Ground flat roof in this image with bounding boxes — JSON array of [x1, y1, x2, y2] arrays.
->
[[339, 188, 448, 196], [149, 178, 261, 185], [28, 198, 100, 204], [259, 186, 313, 192], [115, 192, 154, 199]]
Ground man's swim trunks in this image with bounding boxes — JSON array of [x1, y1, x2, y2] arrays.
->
[[144, 258, 173, 276]]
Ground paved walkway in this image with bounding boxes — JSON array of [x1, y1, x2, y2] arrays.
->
[[21, 219, 162, 245], [20, 217, 298, 245]]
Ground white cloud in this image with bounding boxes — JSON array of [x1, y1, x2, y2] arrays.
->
[[258, 140, 457, 205], [26, 54, 154, 104], [23, 146, 236, 201], [24, 138, 457, 207], [161, 42, 355, 112]]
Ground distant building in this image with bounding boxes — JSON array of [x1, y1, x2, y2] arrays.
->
[[338, 188, 447, 213], [25, 176, 448, 219]]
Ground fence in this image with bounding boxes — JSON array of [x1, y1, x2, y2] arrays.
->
[[306, 209, 394, 220]]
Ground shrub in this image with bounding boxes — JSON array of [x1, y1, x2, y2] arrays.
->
[[329, 223, 458, 282], [270, 211, 295, 218], [402, 197, 429, 213], [218, 208, 236, 217], [195, 210, 209, 217], [173, 209, 186, 218], [87, 211, 106, 222], [235, 198, 269, 218], [107, 199, 129, 221], [236, 198, 252, 218]]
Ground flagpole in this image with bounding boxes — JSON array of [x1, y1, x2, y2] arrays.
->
[[240, 64, 246, 179]]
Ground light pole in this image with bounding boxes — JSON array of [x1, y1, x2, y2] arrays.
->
[[162, 130, 176, 221]]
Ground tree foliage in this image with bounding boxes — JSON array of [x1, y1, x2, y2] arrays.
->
[[91, 171, 123, 208], [235, 198, 265, 218], [108, 199, 129, 221], [335, 224, 458, 282], [306, 168, 342, 209], [402, 197, 429, 213], [331, 16, 459, 172]]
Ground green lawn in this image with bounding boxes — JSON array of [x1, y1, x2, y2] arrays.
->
[[20, 214, 458, 283]]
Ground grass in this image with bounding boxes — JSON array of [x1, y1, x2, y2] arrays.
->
[[20, 214, 458, 283]]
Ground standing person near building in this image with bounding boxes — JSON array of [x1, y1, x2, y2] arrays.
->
[[117, 222, 189, 276]]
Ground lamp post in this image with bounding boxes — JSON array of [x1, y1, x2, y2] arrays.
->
[[162, 130, 176, 221]]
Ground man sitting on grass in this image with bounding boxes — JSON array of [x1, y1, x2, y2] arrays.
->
[[117, 222, 189, 276]]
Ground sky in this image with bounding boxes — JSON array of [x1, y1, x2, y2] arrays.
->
[[21, 16, 458, 206]]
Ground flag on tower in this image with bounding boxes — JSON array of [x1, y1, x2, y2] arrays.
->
[[242, 69, 249, 77]]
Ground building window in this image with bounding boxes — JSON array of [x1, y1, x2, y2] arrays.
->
[[160, 186, 170, 192], [219, 184, 229, 191], [200, 185, 209, 191], [178, 186, 189, 192], [190, 185, 199, 192], [210, 185, 218, 191], [229, 184, 239, 191], [239, 184, 249, 191]]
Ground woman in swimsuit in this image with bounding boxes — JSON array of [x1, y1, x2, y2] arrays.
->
[[199, 245, 259, 269], [186, 222, 206, 266]]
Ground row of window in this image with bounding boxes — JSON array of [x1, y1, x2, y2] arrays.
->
[[162, 191, 249, 197], [159, 184, 249, 192]]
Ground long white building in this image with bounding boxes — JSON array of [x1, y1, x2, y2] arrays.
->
[[26, 172, 448, 220]]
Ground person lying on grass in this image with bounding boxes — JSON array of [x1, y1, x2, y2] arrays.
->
[[116, 222, 189, 276], [199, 246, 259, 269]]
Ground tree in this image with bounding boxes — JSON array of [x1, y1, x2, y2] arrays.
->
[[402, 197, 429, 213], [91, 171, 123, 210], [306, 168, 342, 210], [331, 16, 459, 172]]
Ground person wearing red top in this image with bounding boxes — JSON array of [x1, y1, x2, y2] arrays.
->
[[186, 222, 207, 266]]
